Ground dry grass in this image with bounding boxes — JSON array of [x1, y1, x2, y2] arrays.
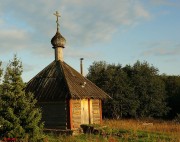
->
[[45, 119, 180, 141], [103, 119, 180, 141]]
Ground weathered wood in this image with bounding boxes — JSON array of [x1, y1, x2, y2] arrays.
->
[[39, 102, 67, 129], [71, 99, 82, 129], [26, 59, 110, 131], [81, 99, 89, 124], [91, 99, 101, 124], [90, 99, 93, 124], [99, 100, 102, 124]]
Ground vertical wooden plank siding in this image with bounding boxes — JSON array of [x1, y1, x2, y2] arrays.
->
[[70, 99, 102, 129], [71, 99, 81, 129], [88, 99, 91, 124], [81, 99, 89, 124], [89, 99, 93, 124], [92, 99, 101, 124], [99, 100, 102, 124]]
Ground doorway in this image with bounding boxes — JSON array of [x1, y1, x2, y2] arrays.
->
[[81, 99, 89, 124]]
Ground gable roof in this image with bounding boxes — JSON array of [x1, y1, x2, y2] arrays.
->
[[26, 60, 111, 101]]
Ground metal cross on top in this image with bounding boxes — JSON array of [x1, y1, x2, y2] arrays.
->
[[54, 11, 61, 32]]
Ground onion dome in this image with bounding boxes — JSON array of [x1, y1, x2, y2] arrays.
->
[[51, 11, 66, 48], [51, 31, 66, 48]]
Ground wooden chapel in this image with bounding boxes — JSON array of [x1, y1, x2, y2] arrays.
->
[[25, 11, 111, 130]]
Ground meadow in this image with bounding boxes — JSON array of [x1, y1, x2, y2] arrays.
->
[[45, 119, 180, 142]]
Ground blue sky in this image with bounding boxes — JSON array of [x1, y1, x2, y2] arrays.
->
[[0, 0, 180, 82]]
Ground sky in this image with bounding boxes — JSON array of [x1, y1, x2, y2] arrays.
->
[[0, 0, 180, 82]]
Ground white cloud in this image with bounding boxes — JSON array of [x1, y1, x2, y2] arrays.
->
[[141, 41, 180, 56], [23, 63, 36, 72], [0, 0, 152, 59], [0, 29, 28, 40], [0, 28, 30, 54], [60, 0, 152, 49], [134, 3, 151, 19]]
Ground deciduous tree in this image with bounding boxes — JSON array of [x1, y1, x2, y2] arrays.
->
[[87, 61, 169, 119], [124, 61, 169, 118], [162, 75, 180, 118], [87, 61, 138, 118]]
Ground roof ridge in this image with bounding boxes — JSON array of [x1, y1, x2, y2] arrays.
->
[[56, 61, 73, 99], [61, 61, 111, 99], [60, 61, 82, 99]]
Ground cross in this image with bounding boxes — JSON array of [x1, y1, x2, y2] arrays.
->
[[54, 11, 61, 31]]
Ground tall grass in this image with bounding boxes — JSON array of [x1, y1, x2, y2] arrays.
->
[[45, 119, 180, 142], [103, 119, 180, 141]]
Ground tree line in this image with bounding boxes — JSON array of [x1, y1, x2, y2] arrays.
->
[[87, 61, 180, 119]]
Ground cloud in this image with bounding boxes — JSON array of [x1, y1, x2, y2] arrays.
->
[[23, 63, 36, 72], [0, 19, 5, 25], [0, 0, 152, 60], [0, 29, 27, 40], [0, 60, 34, 73], [61, 0, 151, 46], [141, 41, 180, 56], [150, 0, 180, 7], [134, 2, 151, 19], [0, 28, 30, 54], [64, 47, 101, 59]]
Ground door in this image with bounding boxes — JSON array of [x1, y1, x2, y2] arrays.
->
[[81, 99, 89, 124]]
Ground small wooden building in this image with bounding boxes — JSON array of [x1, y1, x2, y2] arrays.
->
[[26, 12, 110, 130]]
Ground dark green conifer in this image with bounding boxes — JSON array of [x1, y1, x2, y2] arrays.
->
[[0, 55, 43, 141]]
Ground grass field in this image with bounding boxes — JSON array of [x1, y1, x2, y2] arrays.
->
[[45, 119, 180, 142]]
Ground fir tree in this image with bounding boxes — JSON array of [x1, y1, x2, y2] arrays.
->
[[0, 55, 43, 141]]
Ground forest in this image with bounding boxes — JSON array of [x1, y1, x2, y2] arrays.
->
[[87, 61, 180, 120]]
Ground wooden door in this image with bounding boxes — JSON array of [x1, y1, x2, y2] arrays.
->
[[81, 99, 89, 124]]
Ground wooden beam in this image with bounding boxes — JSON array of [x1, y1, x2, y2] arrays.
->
[[99, 99, 102, 124], [69, 99, 73, 129], [88, 99, 91, 124]]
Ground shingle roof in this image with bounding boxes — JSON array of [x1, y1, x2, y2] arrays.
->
[[26, 60, 111, 101]]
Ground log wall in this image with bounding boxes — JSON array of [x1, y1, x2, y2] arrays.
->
[[39, 102, 67, 129]]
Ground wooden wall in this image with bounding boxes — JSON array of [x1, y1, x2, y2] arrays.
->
[[90, 99, 102, 124], [39, 102, 67, 129], [70, 99, 81, 129], [38, 99, 102, 130], [70, 99, 102, 130]]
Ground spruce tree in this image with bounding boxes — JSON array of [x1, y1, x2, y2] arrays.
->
[[0, 55, 43, 141]]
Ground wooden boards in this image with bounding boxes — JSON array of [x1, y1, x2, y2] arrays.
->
[[39, 102, 67, 129], [70, 99, 102, 130], [71, 99, 81, 129]]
